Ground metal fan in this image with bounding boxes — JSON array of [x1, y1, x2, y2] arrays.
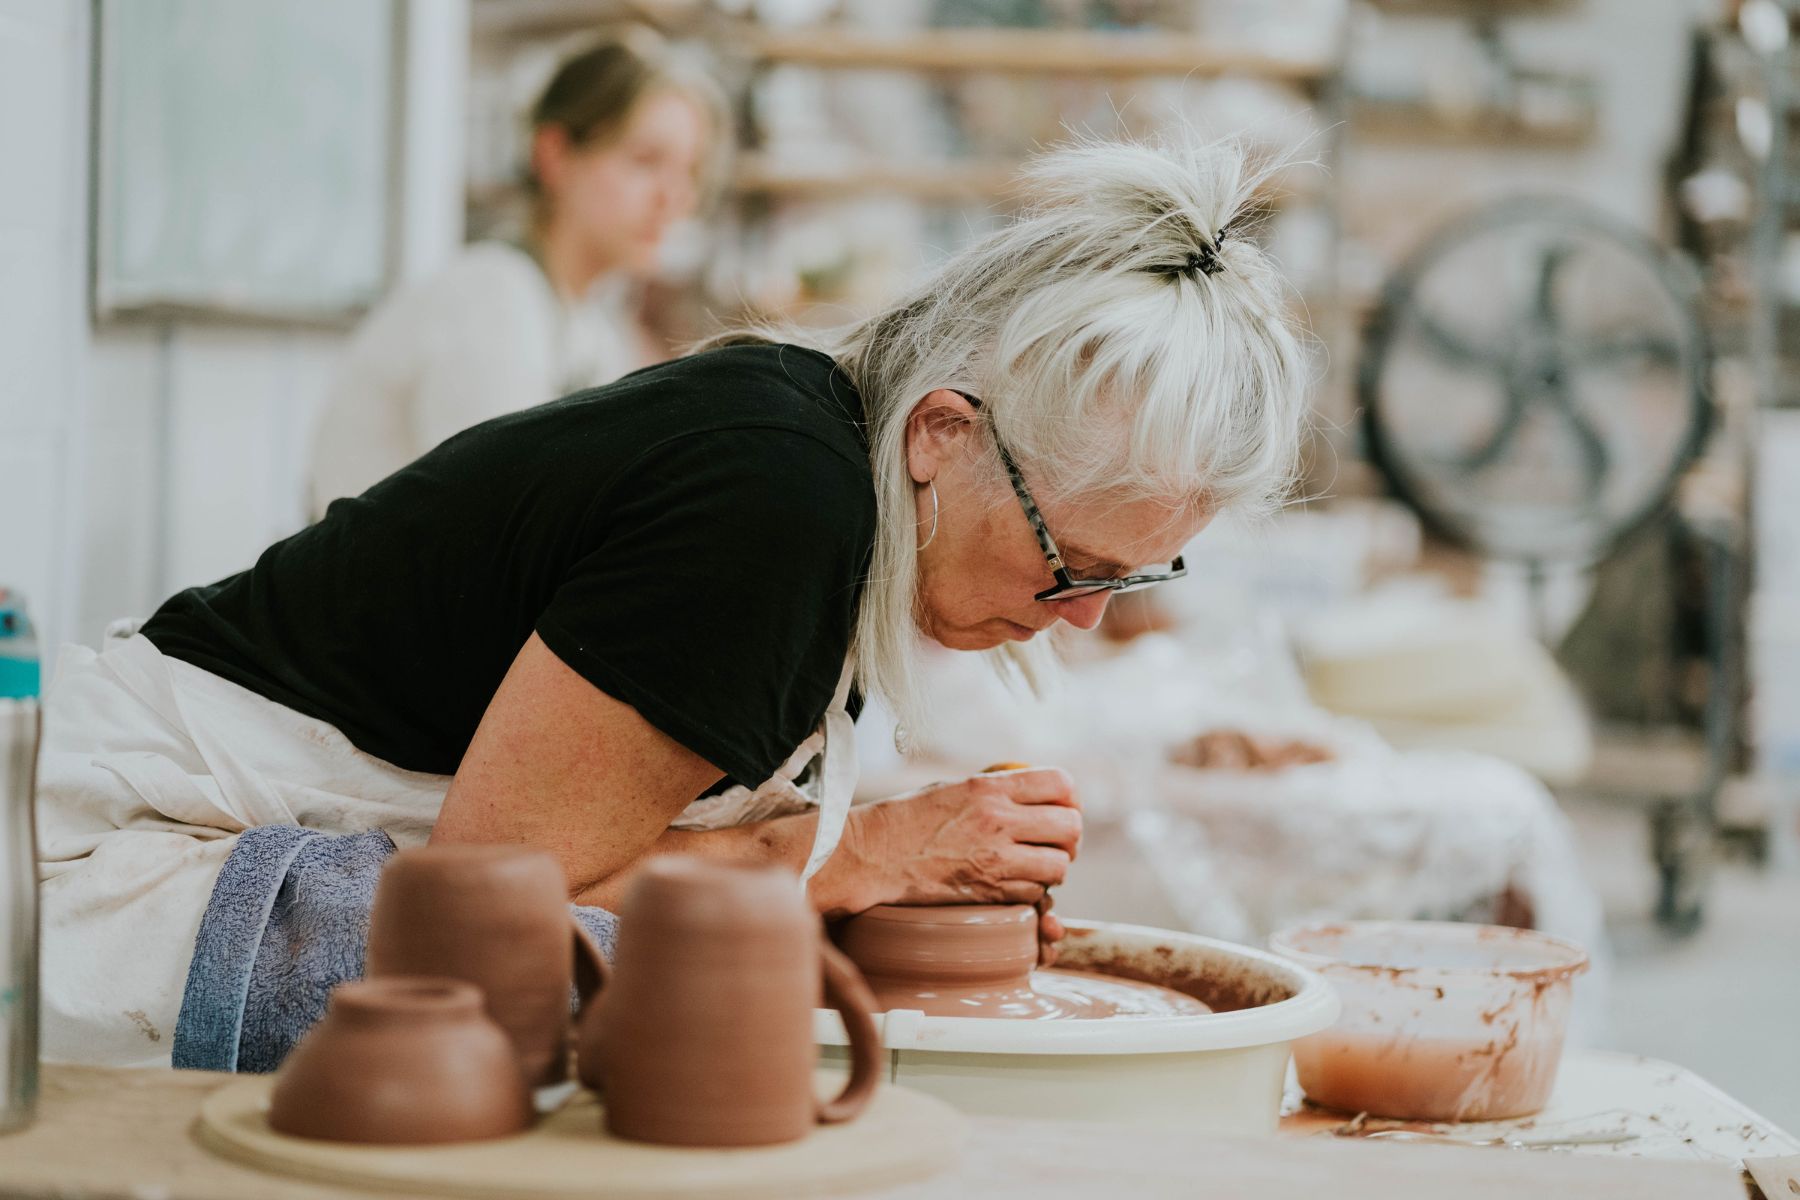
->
[[1361, 197, 1710, 574], [1361, 198, 1724, 931]]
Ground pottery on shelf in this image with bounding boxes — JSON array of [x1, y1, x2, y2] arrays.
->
[[834, 904, 1211, 1020], [576, 856, 884, 1147], [365, 843, 596, 1087], [269, 976, 532, 1144]]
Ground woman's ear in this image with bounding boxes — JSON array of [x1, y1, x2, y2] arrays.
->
[[530, 124, 573, 196], [903, 389, 980, 485]]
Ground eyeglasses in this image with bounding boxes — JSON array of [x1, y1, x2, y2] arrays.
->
[[956, 393, 1187, 603]]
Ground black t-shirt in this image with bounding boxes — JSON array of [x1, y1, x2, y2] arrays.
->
[[142, 344, 875, 787]]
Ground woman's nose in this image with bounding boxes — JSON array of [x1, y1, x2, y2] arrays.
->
[[1050, 592, 1110, 630]]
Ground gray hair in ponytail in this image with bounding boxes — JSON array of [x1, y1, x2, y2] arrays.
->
[[707, 134, 1311, 737]]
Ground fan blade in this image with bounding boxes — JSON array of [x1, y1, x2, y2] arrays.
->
[[1533, 243, 1575, 320], [1544, 380, 1611, 502], [1406, 309, 1514, 373], [1572, 332, 1684, 369], [1452, 377, 1535, 473]]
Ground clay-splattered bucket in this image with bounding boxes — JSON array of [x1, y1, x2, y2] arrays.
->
[[1271, 920, 1589, 1121]]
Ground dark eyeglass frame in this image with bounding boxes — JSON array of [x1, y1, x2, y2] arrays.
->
[[956, 393, 1187, 603]]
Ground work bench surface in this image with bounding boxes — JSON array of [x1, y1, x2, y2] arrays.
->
[[0, 1053, 1787, 1199]]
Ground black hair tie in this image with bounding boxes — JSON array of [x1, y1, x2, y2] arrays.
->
[[1149, 224, 1232, 280]]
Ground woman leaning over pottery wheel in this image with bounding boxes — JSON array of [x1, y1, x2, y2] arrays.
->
[[35, 135, 1308, 1067]]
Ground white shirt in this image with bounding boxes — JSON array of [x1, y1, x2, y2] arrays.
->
[[307, 242, 642, 516]]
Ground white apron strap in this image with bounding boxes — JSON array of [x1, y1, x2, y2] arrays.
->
[[799, 660, 858, 885], [646, 658, 859, 883]]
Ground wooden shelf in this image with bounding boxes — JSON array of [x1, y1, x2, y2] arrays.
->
[[741, 28, 1334, 85], [468, 167, 1021, 208], [1363, 0, 1577, 14], [467, 161, 1324, 208], [1351, 96, 1596, 147], [471, 0, 703, 41], [471, 7, 1340, 85], [728, 155, 1323, 204], [729, 157, 1024, 202]]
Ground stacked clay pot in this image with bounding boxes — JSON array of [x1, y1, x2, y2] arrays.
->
[[364, 844, 602, 1088], [273, 844, 600, 1145], [270, 850, 885, 1150], [269, 977, 532, 1144]]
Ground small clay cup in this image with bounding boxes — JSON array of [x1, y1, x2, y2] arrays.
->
[[835, 903, 1038, 1006], [576, 857, 883, 1147], [366, 844, 593, 1087], [269, 977, 532, 1144]]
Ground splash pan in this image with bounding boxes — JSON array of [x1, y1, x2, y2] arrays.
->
[[816, 919, 1339, 1133]]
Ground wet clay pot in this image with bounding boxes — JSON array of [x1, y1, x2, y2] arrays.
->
[[835, 904, 1038, 1011], [366, 844, 594, 1087], [835, 904, 1212, 1020], [576, 857, 884, 1147], [269, 977, 532, 1144]]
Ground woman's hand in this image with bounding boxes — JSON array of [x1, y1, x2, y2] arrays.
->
[[811, 767, 1081, 920]]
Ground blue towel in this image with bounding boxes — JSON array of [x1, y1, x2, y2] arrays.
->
[[171, 825, 620, 1073]]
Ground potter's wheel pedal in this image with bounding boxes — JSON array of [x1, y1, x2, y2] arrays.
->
[[197, 1070, 963, 1199]]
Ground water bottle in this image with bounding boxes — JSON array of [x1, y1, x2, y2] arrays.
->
[[0, 591, 36, 701], [0, 589, 40, 1132]]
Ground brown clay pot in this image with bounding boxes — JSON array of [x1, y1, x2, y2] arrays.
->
[[269, 977, 532, 1144], [576, 857, 884, 1147], [833, 904, 1211, 1020], [837, 903, 1038, 989], [835, 904, 1037, 1011], [365, 844, 594, 1087]]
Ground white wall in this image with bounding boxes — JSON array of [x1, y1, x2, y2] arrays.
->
[[29, 0, 472, 658], [81, 327, 345, 629], [0, 0, 89, 665]]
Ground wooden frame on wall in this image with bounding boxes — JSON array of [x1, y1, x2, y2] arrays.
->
[[90, 0, 406, 328]]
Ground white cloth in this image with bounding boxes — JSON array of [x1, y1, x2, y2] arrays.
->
[[307, 242, 643, 516], [37, 630, 857, 1067], [670, 661, 859, 885]]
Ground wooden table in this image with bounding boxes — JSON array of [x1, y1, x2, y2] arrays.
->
[[0, 1053, 1782, 1199], [1280, 1050, 1800, 1165]]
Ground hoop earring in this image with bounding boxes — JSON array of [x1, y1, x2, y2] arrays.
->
[[917, 479, 940, 551]]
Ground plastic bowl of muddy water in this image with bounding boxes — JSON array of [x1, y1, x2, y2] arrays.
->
[[1269, 921, 1588, 1122]]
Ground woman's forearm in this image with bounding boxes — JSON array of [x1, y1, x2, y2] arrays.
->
[[572, 809, 851, 912]]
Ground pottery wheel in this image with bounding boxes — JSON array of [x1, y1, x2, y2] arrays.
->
[[901, 966, 1212, 1020], [197, 1070, 963, 1200], [836, 904, 1211, 1020]]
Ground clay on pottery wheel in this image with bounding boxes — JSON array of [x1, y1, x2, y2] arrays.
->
[[576, 857, 885, 1147], [835, 904, 1211, 1019], [366, 844, 594, 1087], [269, 977, 532, 1144]]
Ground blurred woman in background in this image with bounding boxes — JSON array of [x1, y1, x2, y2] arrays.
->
[[307, 32, 721, 515]]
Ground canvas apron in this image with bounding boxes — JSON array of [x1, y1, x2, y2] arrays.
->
[[35, 625, 857, 1068]]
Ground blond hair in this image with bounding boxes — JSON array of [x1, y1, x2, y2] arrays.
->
[[527, 31, 729, 215]]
